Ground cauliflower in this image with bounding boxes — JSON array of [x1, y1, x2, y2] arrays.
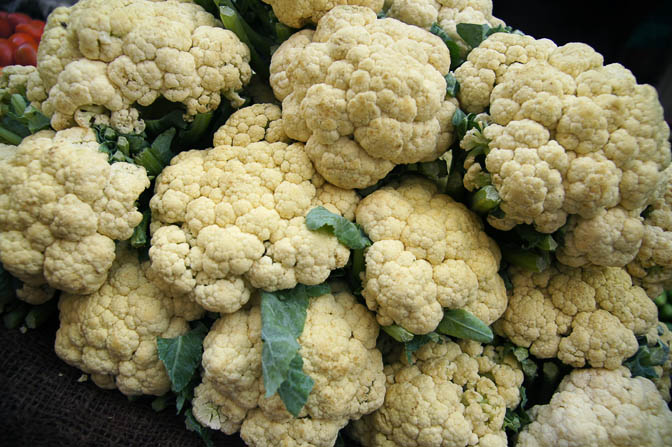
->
[[627, 166, 672, 298], [32, 0, 252, 131], [516, 367, 672, 447], [54, 243, 204, 396], [148, 105, 359, 313], [453, 33, 670, 268], [386, 0, 505, 48], [494, 263, 659, 369], [269, 5, 458, 189], [0, 65, 46, 104], [355, 176, 507, 334], [191, 290, 386, 447], [0, 127, 149, 295], [349, 339, 524, 447], [262, 0, 384, 28]]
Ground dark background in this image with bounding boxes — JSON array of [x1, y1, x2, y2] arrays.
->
[[1, 1, 671, 447]]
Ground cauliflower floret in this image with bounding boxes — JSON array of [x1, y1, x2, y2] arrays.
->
[[213, 103, 290, 147], [349, 339, 523, 447], [54, 243, 203, 396], [387, 0, 505, 49], [517, 367, 672, 447], [33, 0, 252, 132], [191, 290, 386, 447], [269, 6, 458, 189], [0, 128, 149, 295], [454, 33, 671, 270], [494, 263, 658, 369], [626, 166, 672, 297], [356, 176, 506, 334], [262, 0, 384, 28], [148, 109, 359, 313]]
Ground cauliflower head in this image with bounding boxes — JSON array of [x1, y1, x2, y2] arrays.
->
[[262, 0, 384, 28], [626, 166, 672, 297], [33, 0, 252, 131], [191, 290, 386, 447], [0, 127, 149, 295], [453, 33, 670, 268], [356, 176, 507, 334], [269, 5, 458, 189], [54, 243, 204, 396], [494, 263, 659, 369], [148, 106, 359, 313], [517, 367, 672, 447], [387, 0, 505, 48], [349, 339, 524, 447]]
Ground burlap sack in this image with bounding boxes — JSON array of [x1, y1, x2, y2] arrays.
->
[[0, 320, 244, 447]]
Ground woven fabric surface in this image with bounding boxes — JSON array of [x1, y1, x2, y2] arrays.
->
[[0, 319, 245, 447]]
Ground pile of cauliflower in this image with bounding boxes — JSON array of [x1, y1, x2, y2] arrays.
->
[[1, 0, 671, 446]]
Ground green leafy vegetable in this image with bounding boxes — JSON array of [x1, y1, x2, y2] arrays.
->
[[260, 283, 330, 417], [436, 308, 493, 343], [305, 206, 372, 250], [157, 323, 209, 394]]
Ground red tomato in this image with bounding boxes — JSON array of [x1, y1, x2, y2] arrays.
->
[[7, 12, 31, 30], [0, 12, 7, 19], [8, 32, 37, 50], [0, 18, 11, 38], [15, 23, 43, 41], [0, 38, 13, 66], [14, 42, 36, 66]]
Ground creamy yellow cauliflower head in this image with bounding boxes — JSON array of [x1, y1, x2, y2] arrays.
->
[[148, 105, 359, 314], [191, 290, 386, 447], [454, 33, 670, 269], [34, 0, 252, 132], [495, 263, 659, 369], [54, 243, 204, 396], [0, 128, 149, 295], [356, 176, 506, 334], [349, 339, 524, 447], [517, 367, 672, 447], [262, 0, 384, 28], [269, 5, 458, 189]]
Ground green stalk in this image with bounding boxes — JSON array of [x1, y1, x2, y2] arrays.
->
[[382, 324, 415, 343], [470, 185, 501, 214], [0, 126, 22, 145], [4, 302, 29, 329], [25, 300, 58, 329], [503, 248, 550, 273]]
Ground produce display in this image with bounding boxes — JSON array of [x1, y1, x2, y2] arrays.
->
[[0, 0, 670, 446]]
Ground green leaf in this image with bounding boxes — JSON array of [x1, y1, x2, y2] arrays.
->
[[444, 73, 460, 97], [157, 324, 208, 393], [381, 324, 415, 343], [436, 309, 493, 343], [305, 206, 371, 249], [130, 209, 151, 248], [261, 283, 329, 415], [456, 23, 491, 48], [624, 335, 670, 379], [276, 353, 315, 417], [429, 23, 465, 69], [185, 409, 215, 447]]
